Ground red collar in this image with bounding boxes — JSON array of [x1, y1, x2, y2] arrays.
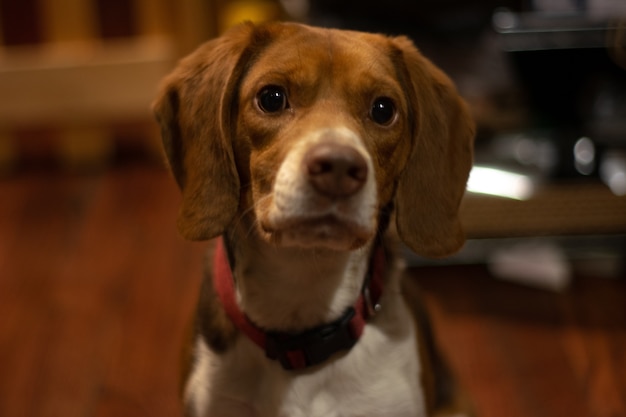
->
[[213, 237, 385, 371]]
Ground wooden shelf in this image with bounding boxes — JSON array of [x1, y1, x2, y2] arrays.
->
[[462, 181, 626, 238], [0, 37, 174, 125]]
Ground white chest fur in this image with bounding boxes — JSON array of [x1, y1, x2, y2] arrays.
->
[[184, 275, 426, 417]]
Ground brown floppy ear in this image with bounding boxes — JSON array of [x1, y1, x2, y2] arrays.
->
[[391, 36, 475, 258], [152, 23, 258, 240]]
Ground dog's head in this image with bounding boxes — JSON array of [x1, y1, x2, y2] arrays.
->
[[153, 22, 474, 258]]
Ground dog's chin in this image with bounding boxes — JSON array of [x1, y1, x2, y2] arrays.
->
[[261, 215, 374, 251]]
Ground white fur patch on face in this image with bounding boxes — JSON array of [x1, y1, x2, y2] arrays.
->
[[264, 127, 377, 250]]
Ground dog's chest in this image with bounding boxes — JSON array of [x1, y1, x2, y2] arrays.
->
[[185, 298, 426, 417]]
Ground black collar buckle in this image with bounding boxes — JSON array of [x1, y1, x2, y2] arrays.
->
[[265, 307, 358, 371]]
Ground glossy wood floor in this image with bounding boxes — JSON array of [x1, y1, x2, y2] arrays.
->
[[1, 163, 625, 417]]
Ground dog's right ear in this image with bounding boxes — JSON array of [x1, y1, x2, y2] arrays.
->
[[152, 23, 259, 241], [390, 36, 475, 258]]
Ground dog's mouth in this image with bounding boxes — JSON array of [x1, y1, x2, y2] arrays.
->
[[261, 214, 373, 250], [254, 129, 379, 250]]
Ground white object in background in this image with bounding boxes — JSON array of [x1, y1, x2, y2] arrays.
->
[[467, 166, 535, 200], [488, 241, 572, 291], [600, 151, 626, 196]]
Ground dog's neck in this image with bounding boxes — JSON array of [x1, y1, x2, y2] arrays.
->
[[223, 229, 374, 333]]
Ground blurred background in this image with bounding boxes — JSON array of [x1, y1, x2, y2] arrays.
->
[[1, 0, 625, 281], [0, 1, 625, 417]]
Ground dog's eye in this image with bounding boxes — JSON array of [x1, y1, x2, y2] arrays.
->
[[257, 86, 289, 113], [370, 97, 396, 126]]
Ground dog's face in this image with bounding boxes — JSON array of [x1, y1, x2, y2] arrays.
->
[[153, 22, 474, 257], [236, 27, 413, 250]]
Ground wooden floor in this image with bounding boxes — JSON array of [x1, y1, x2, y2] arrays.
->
[[1, 163, 625, 417]]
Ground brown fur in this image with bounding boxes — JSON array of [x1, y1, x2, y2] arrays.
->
[[153, 21, 475, 416], [391, 36, 475, 257], [153, 22, 474, 258]]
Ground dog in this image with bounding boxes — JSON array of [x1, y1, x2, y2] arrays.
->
[[153, 21, 474, 417]]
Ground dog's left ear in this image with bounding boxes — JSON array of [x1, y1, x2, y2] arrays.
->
[[391, 36, 475, 258], [152, 23, 263, 240]]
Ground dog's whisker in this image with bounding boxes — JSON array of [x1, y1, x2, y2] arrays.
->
[[232, 193, 274, 240]]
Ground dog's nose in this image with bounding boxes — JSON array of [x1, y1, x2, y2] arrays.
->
[[304, 143, 368, 198]]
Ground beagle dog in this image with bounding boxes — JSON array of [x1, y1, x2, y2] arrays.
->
[[153, 22, 474, 417]]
